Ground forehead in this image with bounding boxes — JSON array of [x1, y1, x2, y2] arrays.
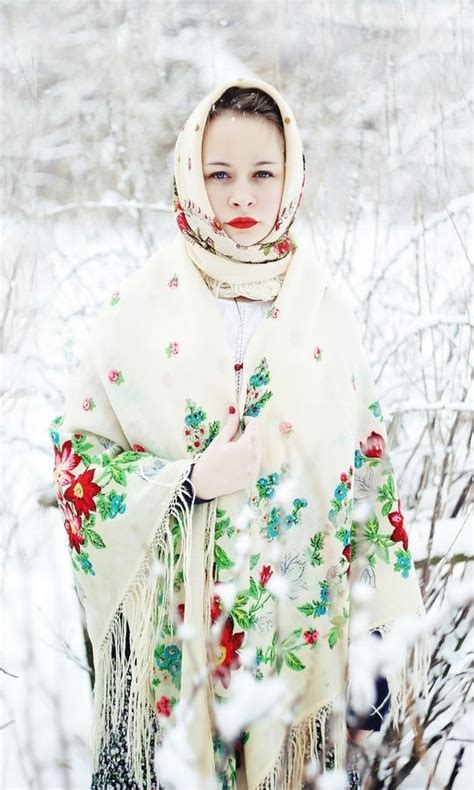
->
[[202, 112, 285, 161]]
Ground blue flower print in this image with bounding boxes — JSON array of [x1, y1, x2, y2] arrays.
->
[[49, 429, 60, 446], [262, 508, 283, 540], [334, 484, 348, 502], [256, 473, 281, 503], [77, 551, 95, 575], [185, 407, 206, 429], [109, 494, 126, 519], [354, 449, 363, 469], [155, 643, 182, 683], [319, 581, 331, 603], [249, 371, 270, 388], [394, 549, 412, 579]]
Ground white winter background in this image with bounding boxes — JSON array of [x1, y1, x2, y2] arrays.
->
[[1, 1, 473, 788]]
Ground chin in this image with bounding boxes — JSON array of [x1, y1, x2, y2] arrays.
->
[[228, 226, 270, 247]]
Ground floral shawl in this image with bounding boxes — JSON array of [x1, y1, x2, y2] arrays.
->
[[49, 77, 428, 790]]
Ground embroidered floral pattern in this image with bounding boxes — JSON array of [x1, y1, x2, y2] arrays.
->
[[353, 420, 413, 581], [369, 399, 383, 421], [248, 466, 309, 541], [168, 274, 179, 288], [242, 356, 273, 420], [211, 617, 245, 690], [266, 306, 280, 319], [108, 369, 124, 385], [110, 290, 120, 306], [156, 694, 177, 718], [50, 417, 152, 575], [154, 643, 182, 691], [213, 507, 236, 573], [183, 398, 220, 455], [313, 346, 322, 362], [165, 341, 179, 358], [82, 397, 96, 411]]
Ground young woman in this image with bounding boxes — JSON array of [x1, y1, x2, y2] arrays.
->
[[50, 77, 428, 790]]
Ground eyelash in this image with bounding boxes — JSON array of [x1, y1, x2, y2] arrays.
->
[[208, 171, 274, 180]]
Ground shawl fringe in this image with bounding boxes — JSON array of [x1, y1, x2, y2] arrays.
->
[[256, 696, 348, 789], [90, 466, 195, 790], [368, 608, 430, 732], [256, 607, 430, 789]]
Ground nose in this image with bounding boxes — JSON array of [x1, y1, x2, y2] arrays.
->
[[228, 182, 256, 210]]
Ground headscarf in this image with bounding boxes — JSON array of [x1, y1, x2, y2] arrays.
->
[[49, 77, 429, 790], [173, 76, 306, 300]]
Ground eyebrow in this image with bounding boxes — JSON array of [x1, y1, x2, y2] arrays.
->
[[204, 160, 279, 166]]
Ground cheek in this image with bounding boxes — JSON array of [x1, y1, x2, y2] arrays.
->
[[205, 181, 226, 215], [266, 181, 284, 215]]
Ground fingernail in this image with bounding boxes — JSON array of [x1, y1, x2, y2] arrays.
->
[[229, 405, 235, 414]]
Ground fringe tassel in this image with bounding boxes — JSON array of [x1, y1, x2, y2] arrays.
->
[[369, 607, 431, 732], [256, 695, 348, 789], [90, 465, 196, 790], [203, 273, 285, 301], [203, 499, 217, 635]]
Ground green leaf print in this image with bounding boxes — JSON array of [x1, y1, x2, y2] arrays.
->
[[85, 529, 106, 549], [248, 577, 259, 600], [231, 606, 255, 630], [249, 552, 261, 570], [214, 543, 235, 571], [297, 601, 319, 617], [283, 651, 305, 671], [363, 514, 393, 564], [309, 532, 326, 566]]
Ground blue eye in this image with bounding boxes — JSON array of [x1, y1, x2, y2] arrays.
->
[[209, 171, 228, 180]]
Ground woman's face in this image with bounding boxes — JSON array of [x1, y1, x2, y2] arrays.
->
[[202, 111, 285, 246]]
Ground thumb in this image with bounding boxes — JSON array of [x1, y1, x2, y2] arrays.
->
[[215, 404, 240, 444]]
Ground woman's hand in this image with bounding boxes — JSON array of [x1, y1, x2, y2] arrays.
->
[[189, 404, 262, 500]]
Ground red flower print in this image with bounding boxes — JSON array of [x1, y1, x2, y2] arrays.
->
[[64, 469, 101, 518], [303, 629, 319, 645], [279, 421, 293, 434], [211, 217, 223, 232], [62, 502, 84, 553], [388, 498, 409, 550], [176, 212, 190, 232], [108, 369, 124, 385], [274, 238, 291, 256], [132, 444, 146, 452], [53, 440, 81, 488], [156, 695, 172, 717], [210, 595, 221, 624], [212, 617, 245, 689], [360, 431, 385, 458], [177, 603, 185, 622], [342, 545, 352, 563], [340, 472, 348, 482], [259, 565, 273, 587], [165, 342, 180, 358]]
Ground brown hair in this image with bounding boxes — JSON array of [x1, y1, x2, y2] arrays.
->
[[206, 86, 285, 139]]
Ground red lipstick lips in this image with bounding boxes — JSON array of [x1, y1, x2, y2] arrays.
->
[[227, 217, 258, 229]]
